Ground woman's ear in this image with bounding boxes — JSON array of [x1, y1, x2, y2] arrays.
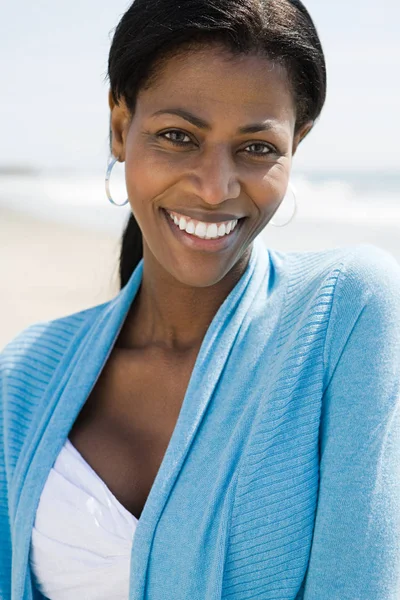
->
[[292, 120, 314, 156], [108, 90, 131, 161]]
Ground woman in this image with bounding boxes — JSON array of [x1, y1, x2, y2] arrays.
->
[[1, 0, 400, 598]]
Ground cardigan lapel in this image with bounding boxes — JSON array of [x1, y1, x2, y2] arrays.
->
[[11, 235, 269, 600], [127, 236, 270, 598]]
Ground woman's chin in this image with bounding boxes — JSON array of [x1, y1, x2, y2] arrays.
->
[[165, 260, 236, 289]]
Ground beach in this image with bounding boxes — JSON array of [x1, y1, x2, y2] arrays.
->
[[0, 208, 121, 350]]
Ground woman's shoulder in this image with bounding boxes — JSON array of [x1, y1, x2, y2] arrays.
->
[[268, 242, 400, 365], [311, 244, 400, 385], [307, 242, 400, 310], [271, 242, 400, 298], [0, 298, 111, 378], [321, 242, 400, 292]]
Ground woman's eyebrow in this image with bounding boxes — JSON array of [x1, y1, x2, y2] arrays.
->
[[150, 108, 278, 134]]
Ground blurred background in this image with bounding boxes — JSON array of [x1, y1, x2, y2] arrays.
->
[[1, 0, 399, 349]]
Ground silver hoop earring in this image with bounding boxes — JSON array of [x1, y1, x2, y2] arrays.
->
[[270, 182, 297, 227], [105, 156, 129, 207]]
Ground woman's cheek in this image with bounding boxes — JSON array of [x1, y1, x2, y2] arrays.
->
[[250, 167, 288, 215]]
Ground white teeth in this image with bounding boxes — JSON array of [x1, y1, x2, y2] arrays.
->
[[205, 223, 218, 239], [166, 210, 239, 239], [194, 222, 207, 238], [186, 220, 195, 234], [217, 223, 226, 236]]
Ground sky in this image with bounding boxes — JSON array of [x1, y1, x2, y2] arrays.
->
[[1, 0, 399, 173]]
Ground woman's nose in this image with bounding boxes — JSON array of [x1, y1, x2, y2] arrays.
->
[[193, 147, 241, 205]]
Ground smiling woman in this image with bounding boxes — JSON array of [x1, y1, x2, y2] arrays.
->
[[2, 1, 400, 600], [110, 1, 325, 291], [111, 45, 309, 291]]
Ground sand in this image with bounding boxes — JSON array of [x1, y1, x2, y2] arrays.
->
[[0, 208, 121, 350]]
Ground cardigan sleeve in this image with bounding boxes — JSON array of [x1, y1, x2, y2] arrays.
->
[[300, 245, 400, 599]]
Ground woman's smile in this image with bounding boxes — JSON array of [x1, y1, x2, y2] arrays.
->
[[160, 207, 246, 253]]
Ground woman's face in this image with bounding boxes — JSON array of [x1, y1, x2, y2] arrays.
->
[[110, 45, 312, 288]]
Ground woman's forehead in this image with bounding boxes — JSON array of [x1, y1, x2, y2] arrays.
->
[[148, 45, 289, 91], [136, 48, 295, 126]]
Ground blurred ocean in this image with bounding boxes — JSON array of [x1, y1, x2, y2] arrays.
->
[[1, 167, 399, 258]]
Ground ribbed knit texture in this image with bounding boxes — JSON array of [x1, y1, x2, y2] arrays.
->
[[1, 235, 400, 600]]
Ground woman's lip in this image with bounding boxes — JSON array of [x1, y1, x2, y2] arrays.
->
[[161, 208, 244, 252]]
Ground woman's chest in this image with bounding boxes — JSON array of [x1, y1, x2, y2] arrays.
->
[[68, 347, 197, 521]]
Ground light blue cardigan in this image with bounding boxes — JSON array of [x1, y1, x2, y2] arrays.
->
[[1, 235, 400, 600]]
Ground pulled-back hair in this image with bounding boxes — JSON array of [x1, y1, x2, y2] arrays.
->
[[107, 0, 327, 289]]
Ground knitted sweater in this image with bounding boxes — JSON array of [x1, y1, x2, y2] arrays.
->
[[1, 235, 400, 600]]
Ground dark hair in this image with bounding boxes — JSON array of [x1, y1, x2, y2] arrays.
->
[[107, 0, 327, 289]]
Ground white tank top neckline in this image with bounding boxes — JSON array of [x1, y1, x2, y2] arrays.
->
[[29, 437, 139, 600]]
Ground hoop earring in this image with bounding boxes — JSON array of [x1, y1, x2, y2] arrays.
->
[[105, 156, 129, 207], [270, 182, 297, 227]]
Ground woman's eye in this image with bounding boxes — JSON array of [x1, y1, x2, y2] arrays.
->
[[158, 130, 192, 146], [244, 143, 274, 157], [157, 130, 275, 157]]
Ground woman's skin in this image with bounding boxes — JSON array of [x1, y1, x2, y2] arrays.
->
[[109, 44, 313, 354]]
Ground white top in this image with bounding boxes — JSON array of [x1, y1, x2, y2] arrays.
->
[[29, 438, 139, 600]]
